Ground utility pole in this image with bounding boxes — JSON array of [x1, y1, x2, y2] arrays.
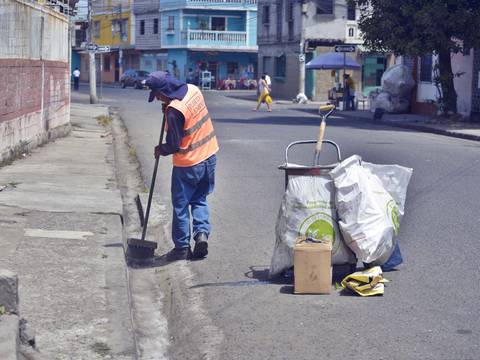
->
[[87, 0, 98, 104], [298, 0, 307, 96], [118, 4, 124, 80]]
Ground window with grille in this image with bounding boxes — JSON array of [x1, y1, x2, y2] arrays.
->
[[263, 56, 272, 75], [262, 5, 270, 35], [347, 2, 356, 20], [167, 16, 175, 31], [212, 17, 226, 31], [275, 55, 286, 78], [286, 2, 294, 40], [93, 21, 100, 38], [419, 55, 433, 82], [104, 55, 110, 72], [262, 5, 270, 24], [316, 0, 333, 15]]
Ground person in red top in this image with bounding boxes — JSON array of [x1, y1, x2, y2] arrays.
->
[[145, 71, 219, 261]]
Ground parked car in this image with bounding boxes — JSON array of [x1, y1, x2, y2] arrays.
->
[[120, 70, 150, 89]]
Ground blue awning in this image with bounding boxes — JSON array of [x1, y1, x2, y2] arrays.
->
[[306, 52, 361, 70]]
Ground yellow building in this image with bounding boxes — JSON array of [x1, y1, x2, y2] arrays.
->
[[92, 10, 132, 47], [81, 0, 139, 83]]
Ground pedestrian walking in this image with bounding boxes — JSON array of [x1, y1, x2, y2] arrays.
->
[[253, 75, 272, 112], [73, 67, 80, 90], [264, 72, 271, 90], [145, 71, 219, 262], [344, 74, 356, 110]]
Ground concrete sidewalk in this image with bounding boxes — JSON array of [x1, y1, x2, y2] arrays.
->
[[0, 102, 135, 358]]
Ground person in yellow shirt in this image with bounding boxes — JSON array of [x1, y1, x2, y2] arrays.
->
[[344, 74, 356, 110], [253, 75, 273, 112]]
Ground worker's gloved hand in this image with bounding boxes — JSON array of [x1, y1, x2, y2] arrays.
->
[[154, 145, 162, 159]]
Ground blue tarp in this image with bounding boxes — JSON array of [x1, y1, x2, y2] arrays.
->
[[306, 52, 361, 70]]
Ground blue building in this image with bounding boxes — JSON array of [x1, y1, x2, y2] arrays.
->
[[159, 0, 258, 89]]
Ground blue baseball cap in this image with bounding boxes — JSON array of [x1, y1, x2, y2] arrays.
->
[[145, 71, 188, 102]]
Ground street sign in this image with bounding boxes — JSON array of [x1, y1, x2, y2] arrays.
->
[[96, 46, 111, 53], [298, 54, 306, 63], [334, 45, 356, 53], [86, 43, 98, 52]]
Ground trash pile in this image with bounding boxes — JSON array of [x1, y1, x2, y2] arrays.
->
[[369, 64, 415, 114], [270, 154, 413, 296]]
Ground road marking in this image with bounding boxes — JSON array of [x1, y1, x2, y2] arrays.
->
[[24, 229, 94, 240]]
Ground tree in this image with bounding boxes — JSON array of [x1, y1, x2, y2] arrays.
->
[[353, 0, 480, 114]]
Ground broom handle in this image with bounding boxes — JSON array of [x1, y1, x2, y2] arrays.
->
[[314, 119, 326, 165], [141, 112, 167, 241]]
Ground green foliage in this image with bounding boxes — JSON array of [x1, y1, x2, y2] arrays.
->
[[355, 0, 480, 56], [354, 0, 480, 113]]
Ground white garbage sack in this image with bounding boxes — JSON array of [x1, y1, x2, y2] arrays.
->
[[270, 175, 356, 277], [381, 65, 415, 99], [330, 155, 413, 264], [370, 65, 415, 114]]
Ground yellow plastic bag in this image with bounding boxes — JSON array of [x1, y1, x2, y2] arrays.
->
[[341, 266, 389, 296]]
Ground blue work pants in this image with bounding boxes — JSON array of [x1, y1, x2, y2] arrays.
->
[[171, 154, 216, 249]]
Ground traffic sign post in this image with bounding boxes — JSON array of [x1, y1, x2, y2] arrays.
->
[[96, 46, 111, 53], [334, 45, 356, 53], [86, 43, 98, 52], [84, 44, 110, 99], [334, 45, 356, 111]]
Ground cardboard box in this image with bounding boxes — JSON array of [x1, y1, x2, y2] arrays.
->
[[294, 236, 332, 294]]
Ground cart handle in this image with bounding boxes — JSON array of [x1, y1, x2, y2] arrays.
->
[[319, 104, 335, 120], [285, 140, 342, 166]]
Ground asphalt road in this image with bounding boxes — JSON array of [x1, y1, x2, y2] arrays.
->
[[84, 85, 480, 360]]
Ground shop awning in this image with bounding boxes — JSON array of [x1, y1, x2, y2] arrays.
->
[[306, 52, 361, 70]]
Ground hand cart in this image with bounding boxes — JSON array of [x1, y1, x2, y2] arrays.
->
[[278, 105, 357, 273]]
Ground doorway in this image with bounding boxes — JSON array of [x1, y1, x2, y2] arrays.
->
[[208, 62, 218, 89]]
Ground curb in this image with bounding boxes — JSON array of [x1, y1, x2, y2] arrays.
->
[[337, 111, 480, 142], [381, 121, 480, 142]]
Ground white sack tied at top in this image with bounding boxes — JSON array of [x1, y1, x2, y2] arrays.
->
[[330, 155, 412, 264]]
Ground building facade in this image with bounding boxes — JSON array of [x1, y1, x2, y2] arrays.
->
[[257, 0, 388, 101], [159, 0, 258, 89], [80, 0, 139, 83], [133, 0, 168, 73], [398, 51, 477, 118]]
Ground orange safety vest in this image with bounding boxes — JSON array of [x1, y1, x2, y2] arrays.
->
[[167, 84, 219, 167]]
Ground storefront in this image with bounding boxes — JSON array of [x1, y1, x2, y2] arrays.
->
[[167, 50, 257, 89], [361, 55, 387, 96]]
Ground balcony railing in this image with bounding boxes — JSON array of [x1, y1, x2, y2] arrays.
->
[[181, 30, 248, 47], [161, 0, 256, 9], [186, 0, 256, 6]]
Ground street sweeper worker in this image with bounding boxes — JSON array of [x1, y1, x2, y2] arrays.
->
[[145, 71, 218, 262]]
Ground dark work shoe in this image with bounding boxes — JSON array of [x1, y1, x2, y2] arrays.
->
[[165, 247, 191, 262], [193, 232, 208, 259]]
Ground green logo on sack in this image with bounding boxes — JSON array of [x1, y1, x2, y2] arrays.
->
[[299, 212, 339, 253], [387, 200, 400, 235]]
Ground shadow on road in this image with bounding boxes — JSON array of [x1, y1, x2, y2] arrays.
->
[[214, 114, 413, 134], [187, 265, 293, 290]]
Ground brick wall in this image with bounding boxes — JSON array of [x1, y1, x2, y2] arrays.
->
[[0, 0, 70, 163]]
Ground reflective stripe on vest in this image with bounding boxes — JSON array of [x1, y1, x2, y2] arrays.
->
[[167, 85, 219, 167], [184, 112, 210, 136], [178, 131, 216, 154]]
